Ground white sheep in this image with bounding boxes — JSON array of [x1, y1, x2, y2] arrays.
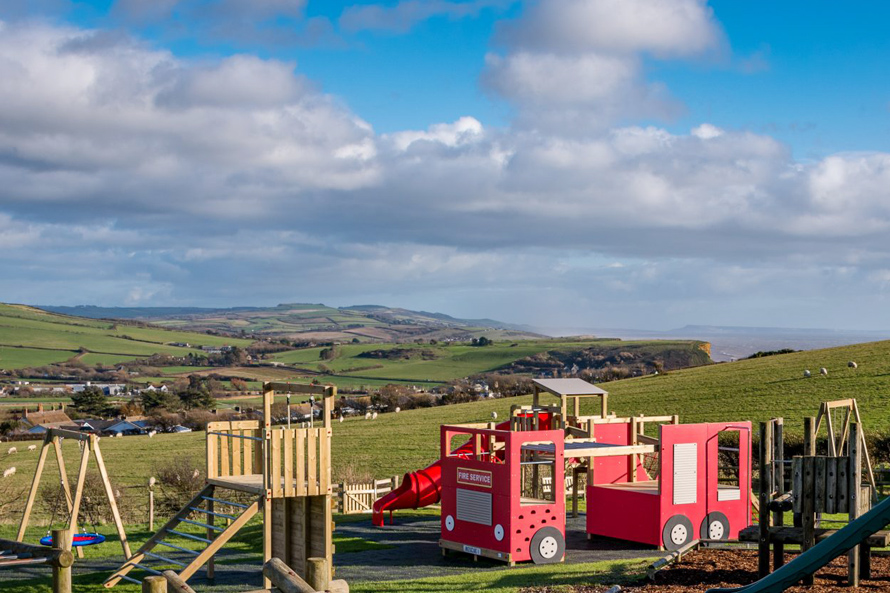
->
[[148, 430, 156, 438], [365, 412, 371, 420], [820, 367, 828, 376], [115, 433, 123, 438], [2, 467, 15, 478], [338, 416, 344, 423], [27, 445, 36, 452], [491, 412, 498, 420], [7, 447, 16, 455], [848, 361, 858, 369], [804, 370, 811, 378], [395, 407, 401, 413], [371, 412, 378, 420], [192, 469, 200, 479]]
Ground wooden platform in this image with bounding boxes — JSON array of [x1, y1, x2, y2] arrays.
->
[[208, 474, 325, 496], [739, 525, 890, 547]]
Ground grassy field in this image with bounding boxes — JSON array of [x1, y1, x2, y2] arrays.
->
[[269, 339, 704, 383], [0, 304, 253, 370], [5, 339, 890, 499]]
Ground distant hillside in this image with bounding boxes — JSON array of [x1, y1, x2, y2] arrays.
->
[[0, 303, 253, 371], [42, 303, 543, 344]]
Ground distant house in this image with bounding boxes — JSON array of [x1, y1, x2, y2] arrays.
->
[[74, 418, 117, 434], [169, 342, 191, 348], [69, 382, 127, 395], [19, 408, 74, 434], [102, 419, 146, 436]]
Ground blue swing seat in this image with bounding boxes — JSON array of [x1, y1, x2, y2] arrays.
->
[[40, 533, 106, 547]]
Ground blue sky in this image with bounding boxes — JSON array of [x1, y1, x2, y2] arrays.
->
[[1, 1, 890, 331]]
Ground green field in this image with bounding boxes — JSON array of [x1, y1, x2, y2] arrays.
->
[[269, 339, 703, 383], [0, 304, 252, 370]]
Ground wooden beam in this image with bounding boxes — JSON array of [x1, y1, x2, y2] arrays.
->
[[92, 435, 132, 558], [17, 435, 51, 541], [67, 436, 92, 551], [264, 382, 333, 396]]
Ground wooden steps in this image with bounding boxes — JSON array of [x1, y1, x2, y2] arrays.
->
[[103, 484, 260, 588]]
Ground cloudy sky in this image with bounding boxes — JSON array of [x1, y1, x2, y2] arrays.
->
[[1, 1, 890, 331]]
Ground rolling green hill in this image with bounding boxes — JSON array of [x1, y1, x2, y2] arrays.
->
[[43, 302, 543, 343], [0, 303, 253, 370]]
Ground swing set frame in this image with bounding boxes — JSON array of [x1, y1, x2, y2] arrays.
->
[[16, 427, 131, 559]]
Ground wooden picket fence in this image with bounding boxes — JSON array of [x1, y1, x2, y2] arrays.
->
[[334, 478, 398, 514]]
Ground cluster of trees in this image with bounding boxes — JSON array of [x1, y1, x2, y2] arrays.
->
[[141, 375, 217, 412], [746, 349, 798, 359], [470, 336, 492, 347]]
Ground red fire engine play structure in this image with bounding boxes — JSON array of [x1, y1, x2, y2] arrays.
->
[[373, 379, 752, 565]]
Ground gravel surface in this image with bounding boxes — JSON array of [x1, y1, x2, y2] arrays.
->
[[523, 549, 890, 593]]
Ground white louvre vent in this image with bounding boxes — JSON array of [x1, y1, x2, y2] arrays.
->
[[673, 443, 698, 505], [456, 488, 492, 526]]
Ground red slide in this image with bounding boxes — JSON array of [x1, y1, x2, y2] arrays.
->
[[372, 419, 521, 526]]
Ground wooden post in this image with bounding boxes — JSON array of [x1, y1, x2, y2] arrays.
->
[[848, 422, 862, 587], [162, 570, 197, 593], [758, 421, 772, 578], [149, 477, 156, 531], [802, 456, 816, 586], [629, 416, 638, 483], [206, 491, 215, 580], [17, 435, 51, 541], [307, 557, 329, 591], [51, 529, 73, 593], [571, 466, 580, 518], [92, 435, 132, 558], [262, 557, 315, 593], [143, 575, 168, 593], [772, 419, 785, 570], [51, 436, 83, 560], [67, 435, 92, 551], [804, 416, 816, 456]]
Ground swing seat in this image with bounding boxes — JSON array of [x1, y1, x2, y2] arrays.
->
[[40, 533, 106, 547]]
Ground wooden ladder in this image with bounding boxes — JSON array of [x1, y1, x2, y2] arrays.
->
[[103, 484, 261, 588]]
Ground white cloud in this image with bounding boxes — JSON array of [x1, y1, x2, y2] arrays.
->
[[2, 18, 890, 329], [498, 0, 723, 57]]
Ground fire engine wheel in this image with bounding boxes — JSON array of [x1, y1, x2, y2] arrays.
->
[[662, 515, 694, 551], [700, 512, 730, 541], [529, 526, 565, 564]]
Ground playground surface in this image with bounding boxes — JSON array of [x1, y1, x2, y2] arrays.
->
[[605, 549, 890, 593], [0, 513, 658, 592]]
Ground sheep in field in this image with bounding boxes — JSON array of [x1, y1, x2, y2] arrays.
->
[[849, 361, 858, 369], [7, 447, 16, 455], [820, 367, 828, 376], [365, 412, 371, 420], [372, 412, 378, 420], [2, 467, 15, 478], [804, 370, 811, 378], [27, 445, 37, 451]]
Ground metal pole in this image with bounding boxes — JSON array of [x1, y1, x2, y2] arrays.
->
[[286, 394, 291, 429]]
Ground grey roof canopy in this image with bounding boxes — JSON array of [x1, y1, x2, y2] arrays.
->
[[532, 378, 609, 418], [532, 378, 607, 397]]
